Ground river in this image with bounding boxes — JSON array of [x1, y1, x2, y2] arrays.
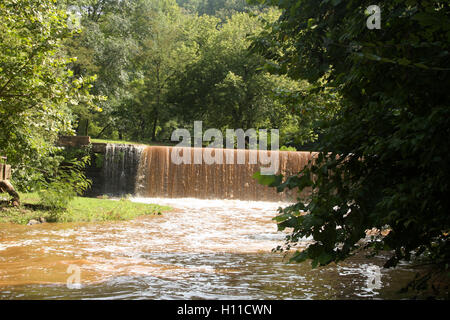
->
[[0, 198, 417, 299]]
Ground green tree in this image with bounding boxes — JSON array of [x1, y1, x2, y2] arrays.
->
[[66, 0, 191, 142], [253, 0, 450, 294], [0, 0, 99, 190], [168, 10, 310, 146], [177, 0, 255, 18], [60, 1, 322, 146], [127, 1, 189, 141], [63, 0, 136, 139]]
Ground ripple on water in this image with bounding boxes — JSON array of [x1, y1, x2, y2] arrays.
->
[[0, 197, 416, 299]]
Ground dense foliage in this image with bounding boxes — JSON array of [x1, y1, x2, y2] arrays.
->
[[64, 0, 332, 147], [177, 0, 255, 18], [167, 11, 305, 140], [0, 0, 100, 189], [252, 0, 450, 293], [37, 147, 91, 215], [1, 0, 333, 195]]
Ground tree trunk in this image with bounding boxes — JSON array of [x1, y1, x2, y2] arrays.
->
[[151, 112, 158, 141], [95, 122, 112, 139], [152, 63, 161, 142], [0, 180, 20, 206], [84, 119, 89, 136]]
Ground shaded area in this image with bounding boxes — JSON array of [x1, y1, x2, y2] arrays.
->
[[102, 144, 144, 196]]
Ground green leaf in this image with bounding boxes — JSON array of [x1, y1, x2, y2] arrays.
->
[[252, 171, 282, 187]]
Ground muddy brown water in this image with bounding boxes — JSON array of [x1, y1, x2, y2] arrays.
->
[[0, 198, 417, 299], [105, 145, 316, 201]]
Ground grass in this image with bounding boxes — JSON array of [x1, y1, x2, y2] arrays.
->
[[0, 193, 171, 225]]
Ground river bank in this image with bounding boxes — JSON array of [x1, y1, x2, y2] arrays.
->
[[0, 193, 171, 224]]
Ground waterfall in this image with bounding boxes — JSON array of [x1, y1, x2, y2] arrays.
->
[[102, 144, 144, 196], [134, 146, 315, 201], [100, 144, 315, 200]]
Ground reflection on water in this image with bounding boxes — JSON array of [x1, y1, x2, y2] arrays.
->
[[0, 198, 416, 299]]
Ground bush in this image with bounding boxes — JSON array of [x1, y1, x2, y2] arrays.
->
[[280, 146, 297, 151], [252, 0, 450, 295], [38, 155, 91, 215]]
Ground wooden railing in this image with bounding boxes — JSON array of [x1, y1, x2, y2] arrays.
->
[[0, 156, 19, 206], [0, 156, 11, 181]]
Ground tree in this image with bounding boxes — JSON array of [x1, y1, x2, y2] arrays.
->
[[168, 10, 309, 146], [60, 1, 325, 146], [63, 0, 136, 139], [66, 0, 192, 142], [177, 0, 256, 18], [253, 0, 450, 294], [127, 1, 188, 141], [0, 0, 99, 190]]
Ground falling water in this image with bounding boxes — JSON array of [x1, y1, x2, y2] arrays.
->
[[135, 146, 316, 201], [102, 144, 144, 196]]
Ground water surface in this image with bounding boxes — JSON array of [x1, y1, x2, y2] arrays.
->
[[0, 198, 416, 299]]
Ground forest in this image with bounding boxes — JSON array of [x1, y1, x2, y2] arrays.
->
[[0, 0, 449, 299], [63, 0, 330, 145]]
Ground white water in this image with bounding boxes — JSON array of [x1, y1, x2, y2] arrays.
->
[[0, 198, 415, 299]]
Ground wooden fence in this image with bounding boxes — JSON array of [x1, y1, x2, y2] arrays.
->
[[0, 156, 11, 181]]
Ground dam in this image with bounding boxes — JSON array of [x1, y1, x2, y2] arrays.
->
[[85, 142, 315, 201]]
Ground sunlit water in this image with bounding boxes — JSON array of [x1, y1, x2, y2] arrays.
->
[[0, 198, 417, 299]]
